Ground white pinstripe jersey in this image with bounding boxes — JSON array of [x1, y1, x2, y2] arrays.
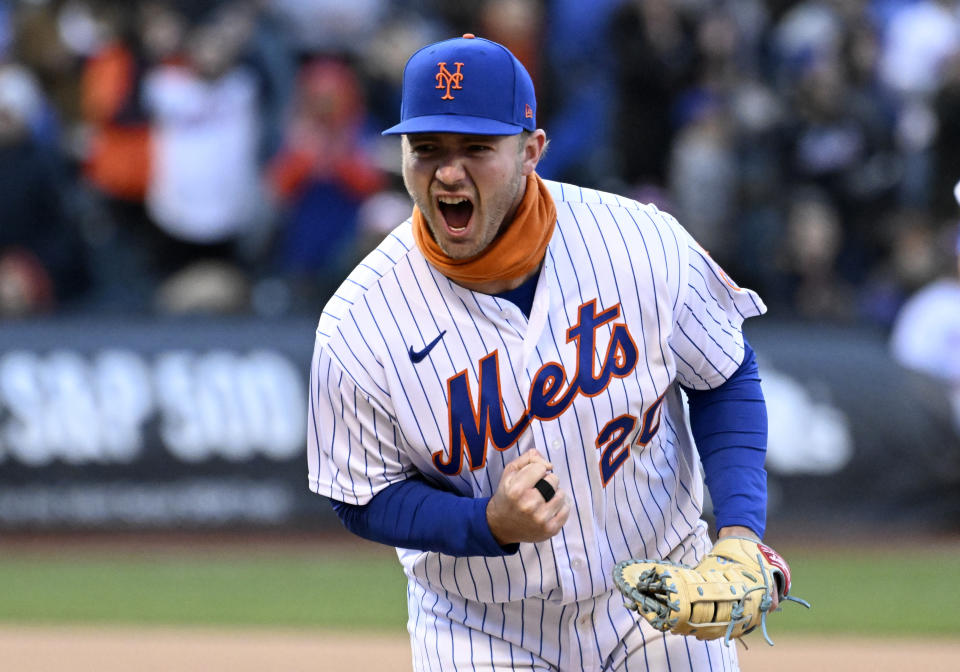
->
[[307, 179, 765, 606]]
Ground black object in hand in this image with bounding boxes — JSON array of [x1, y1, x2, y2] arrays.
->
[[533, 478, 555, 502]]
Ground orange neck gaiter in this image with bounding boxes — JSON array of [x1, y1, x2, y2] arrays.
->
[[412, 173, 557, 287]]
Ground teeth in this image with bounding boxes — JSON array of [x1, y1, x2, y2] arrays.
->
[[438, 196, 468, 205]]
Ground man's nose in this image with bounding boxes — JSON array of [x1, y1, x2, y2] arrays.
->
[[435, 157, 466, 186]]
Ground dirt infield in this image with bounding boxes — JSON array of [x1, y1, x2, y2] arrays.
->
[[0, 627, 957, 671]]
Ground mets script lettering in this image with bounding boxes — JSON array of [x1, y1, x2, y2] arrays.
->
[[434, 300, 640, 475], [436, 62, 464, 100]]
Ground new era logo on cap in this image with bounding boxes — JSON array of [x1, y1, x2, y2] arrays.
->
[[382, 34, 537, 136]]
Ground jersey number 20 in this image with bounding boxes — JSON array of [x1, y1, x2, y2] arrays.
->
[[594, 393, 665, 486]]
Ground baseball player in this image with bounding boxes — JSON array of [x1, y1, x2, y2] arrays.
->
[[309, 34, 788, 671]]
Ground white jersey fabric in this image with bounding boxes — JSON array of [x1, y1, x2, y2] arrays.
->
[[308, 179, 765, 670]]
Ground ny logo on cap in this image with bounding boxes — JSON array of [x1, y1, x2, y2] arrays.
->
[[435, 62, 464, 100]]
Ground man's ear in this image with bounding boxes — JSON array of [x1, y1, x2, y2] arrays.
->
[[521, 129, 548, 175]]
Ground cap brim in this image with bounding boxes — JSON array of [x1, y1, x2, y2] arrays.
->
[[382, 114, 524, 136]]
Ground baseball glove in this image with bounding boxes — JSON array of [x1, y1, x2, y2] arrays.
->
[[613, 537, 809, 645]]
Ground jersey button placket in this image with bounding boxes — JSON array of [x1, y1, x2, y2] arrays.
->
[[567, 607, 600, 672]]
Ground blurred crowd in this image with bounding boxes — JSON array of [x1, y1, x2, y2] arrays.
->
[[1, 0, 960, 325]]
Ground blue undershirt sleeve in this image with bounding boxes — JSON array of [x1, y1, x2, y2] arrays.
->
[[682, 339, 768, 538], [328, 476, 520, 557]]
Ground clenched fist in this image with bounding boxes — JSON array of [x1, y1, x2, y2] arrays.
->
[[486, 449, 570, 545]]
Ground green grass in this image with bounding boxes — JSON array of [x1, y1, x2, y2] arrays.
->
[[0, 549, 408, 631], [0, 543, 958, 637], [767, 545, 960, 637]]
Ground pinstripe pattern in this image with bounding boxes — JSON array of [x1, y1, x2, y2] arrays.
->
[[405, 528, 738, 672], [307, 179, 763, 669]]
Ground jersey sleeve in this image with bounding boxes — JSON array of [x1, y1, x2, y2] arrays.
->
[[667, 219, 767, 390], [307, 340, 413, 505]]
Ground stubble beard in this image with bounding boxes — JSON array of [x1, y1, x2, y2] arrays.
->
[[405, 168, 525, 261]]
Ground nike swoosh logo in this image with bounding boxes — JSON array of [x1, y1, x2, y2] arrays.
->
[[408, 330, 446, 363]]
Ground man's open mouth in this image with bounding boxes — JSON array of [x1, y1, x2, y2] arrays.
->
[[437, 196, 474, 233]]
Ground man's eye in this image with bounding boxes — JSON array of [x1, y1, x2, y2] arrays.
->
[[469, 145, 492, 152], [412, 144, 436, 154]]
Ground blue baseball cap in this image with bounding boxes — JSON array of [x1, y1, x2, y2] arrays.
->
[[382, 34, 536, 136]]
